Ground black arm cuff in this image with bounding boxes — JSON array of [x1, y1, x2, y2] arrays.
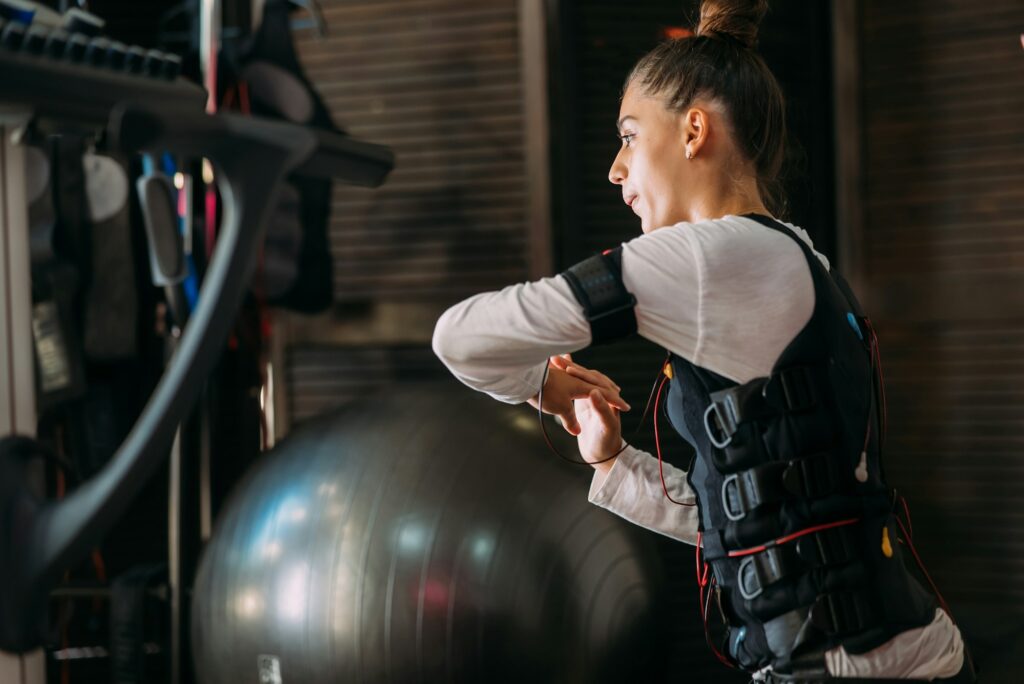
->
[[559, 247, 637, 346]]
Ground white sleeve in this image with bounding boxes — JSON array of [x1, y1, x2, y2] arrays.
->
[[431, 216, 818, 400], [431, 275, 592, 404], [587, 445, 700, 544], [431, 225, 703, 403]]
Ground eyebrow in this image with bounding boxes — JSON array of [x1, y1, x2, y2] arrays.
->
[[617, 115, 638, 133]]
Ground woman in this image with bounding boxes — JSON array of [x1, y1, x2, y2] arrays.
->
[[432, 1, 971, 681]]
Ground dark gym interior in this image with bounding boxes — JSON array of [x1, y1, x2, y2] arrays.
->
[[0, 1, 1022, 682]]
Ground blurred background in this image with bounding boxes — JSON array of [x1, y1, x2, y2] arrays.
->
[[5, 0, 1023, 681]]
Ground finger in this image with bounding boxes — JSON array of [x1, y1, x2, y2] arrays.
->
[[565, 366, 610, 387], [559, 411, 581, 435], [564, 364, 621, 391], [589, 390, 622, 427], [599, 387, 630, 412], [569, 385, 630, 412], [549, 355, 570, 371]]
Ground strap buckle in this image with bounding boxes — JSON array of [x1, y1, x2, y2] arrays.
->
[[721, 473, 745, 521], [736, 526, 860, 600], [720, 454, 841, 522], [706, 367, 818, 453], [704, 401, 736, 449]]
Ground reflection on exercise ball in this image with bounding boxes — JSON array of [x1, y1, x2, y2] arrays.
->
[[191, 382, 670, 683]]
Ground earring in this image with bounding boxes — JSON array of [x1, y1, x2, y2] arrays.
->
[[685, 149, 693, 160]]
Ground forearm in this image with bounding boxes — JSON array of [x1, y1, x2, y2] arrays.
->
[[588, 445, 699, 544], [432, 277, 590, 403]]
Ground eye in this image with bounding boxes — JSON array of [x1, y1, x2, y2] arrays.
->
[[618, 133, 636, 148]]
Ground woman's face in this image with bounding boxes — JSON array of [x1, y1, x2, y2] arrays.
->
[[608, 83, 692, 233]]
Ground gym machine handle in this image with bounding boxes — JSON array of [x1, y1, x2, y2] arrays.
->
[[111, 104, 394, 187], [0, 102, 394, 652]]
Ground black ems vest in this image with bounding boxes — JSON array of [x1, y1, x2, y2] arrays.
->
[[670, 215, 938, 674], [562, 215, 938, 676]]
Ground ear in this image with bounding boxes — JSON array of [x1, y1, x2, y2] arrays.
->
[[681, 107, 710, 159]]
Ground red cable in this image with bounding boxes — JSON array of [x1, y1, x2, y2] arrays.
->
[[694, 532, 736, 668], [703, 576, 737, 668], [653, 374, 696, 506], [536, 361, 626, 466], [894, 517, 953, 619], [537, 354, 666, 466], [695, 531, 705, 585], [239, 80, 252, 115], [900, 494, 914, 539], [695, 534, 705, 606], [727, 517, 861, 558], [874, 330, 888, 444], [864, 318, 888, 447]]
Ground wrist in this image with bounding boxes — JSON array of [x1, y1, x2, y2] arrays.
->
[[589, 440, 625, 474]]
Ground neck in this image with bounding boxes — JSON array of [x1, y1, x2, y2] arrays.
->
[[682, 164, 770, 223]]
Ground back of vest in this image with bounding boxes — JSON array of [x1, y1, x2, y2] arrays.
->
[[664, 215, 937, 675]]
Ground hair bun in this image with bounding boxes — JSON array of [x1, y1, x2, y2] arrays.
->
[[696, 0, 768, 49]]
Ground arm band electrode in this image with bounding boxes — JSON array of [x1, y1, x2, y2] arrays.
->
[[559, 247, 638, 346]]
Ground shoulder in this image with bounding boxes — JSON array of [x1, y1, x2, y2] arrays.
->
[[686, 215, 828, 269], [619, 215, 827, 281], [688, 216, 820, 381]]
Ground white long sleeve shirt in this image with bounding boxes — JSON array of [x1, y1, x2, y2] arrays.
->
[[432, 214, 964, 679]]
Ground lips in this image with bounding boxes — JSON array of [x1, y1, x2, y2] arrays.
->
[[624, 194, 640, 216]]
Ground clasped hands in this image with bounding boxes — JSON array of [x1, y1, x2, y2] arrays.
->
[[527, 354, 628, 471]]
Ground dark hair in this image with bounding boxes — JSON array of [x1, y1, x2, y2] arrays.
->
[[626, 0, 789, 217]]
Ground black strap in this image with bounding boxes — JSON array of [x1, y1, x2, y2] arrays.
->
[[704, 366, 820, 448], [721, 452, 843, 521], [737, 525, 859, 599], [110, 563, 165, 684], [809, 589, 878, 636], [560, 248, 637, 346]]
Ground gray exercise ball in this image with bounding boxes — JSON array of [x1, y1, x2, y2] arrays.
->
[[191, 382, 670, 683]]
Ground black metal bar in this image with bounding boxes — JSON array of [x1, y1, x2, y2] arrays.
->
[[0, 87, 393, 651], [0, 42, 204, 128]]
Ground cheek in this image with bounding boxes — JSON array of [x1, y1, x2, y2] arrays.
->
[[638, 156, 673, 208], [633, 153, 658, 193], [638, 151, 671, 189]]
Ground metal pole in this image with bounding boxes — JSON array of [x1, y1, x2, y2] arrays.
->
[[0, 112, 46, 684], [200, 0, 221, 114], [167, 427, 182, 684], [518, 0, 554, 279], [832, 0, 865, 293]]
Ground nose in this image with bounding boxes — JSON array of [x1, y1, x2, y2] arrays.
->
[[608, 148, 626, 185]]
